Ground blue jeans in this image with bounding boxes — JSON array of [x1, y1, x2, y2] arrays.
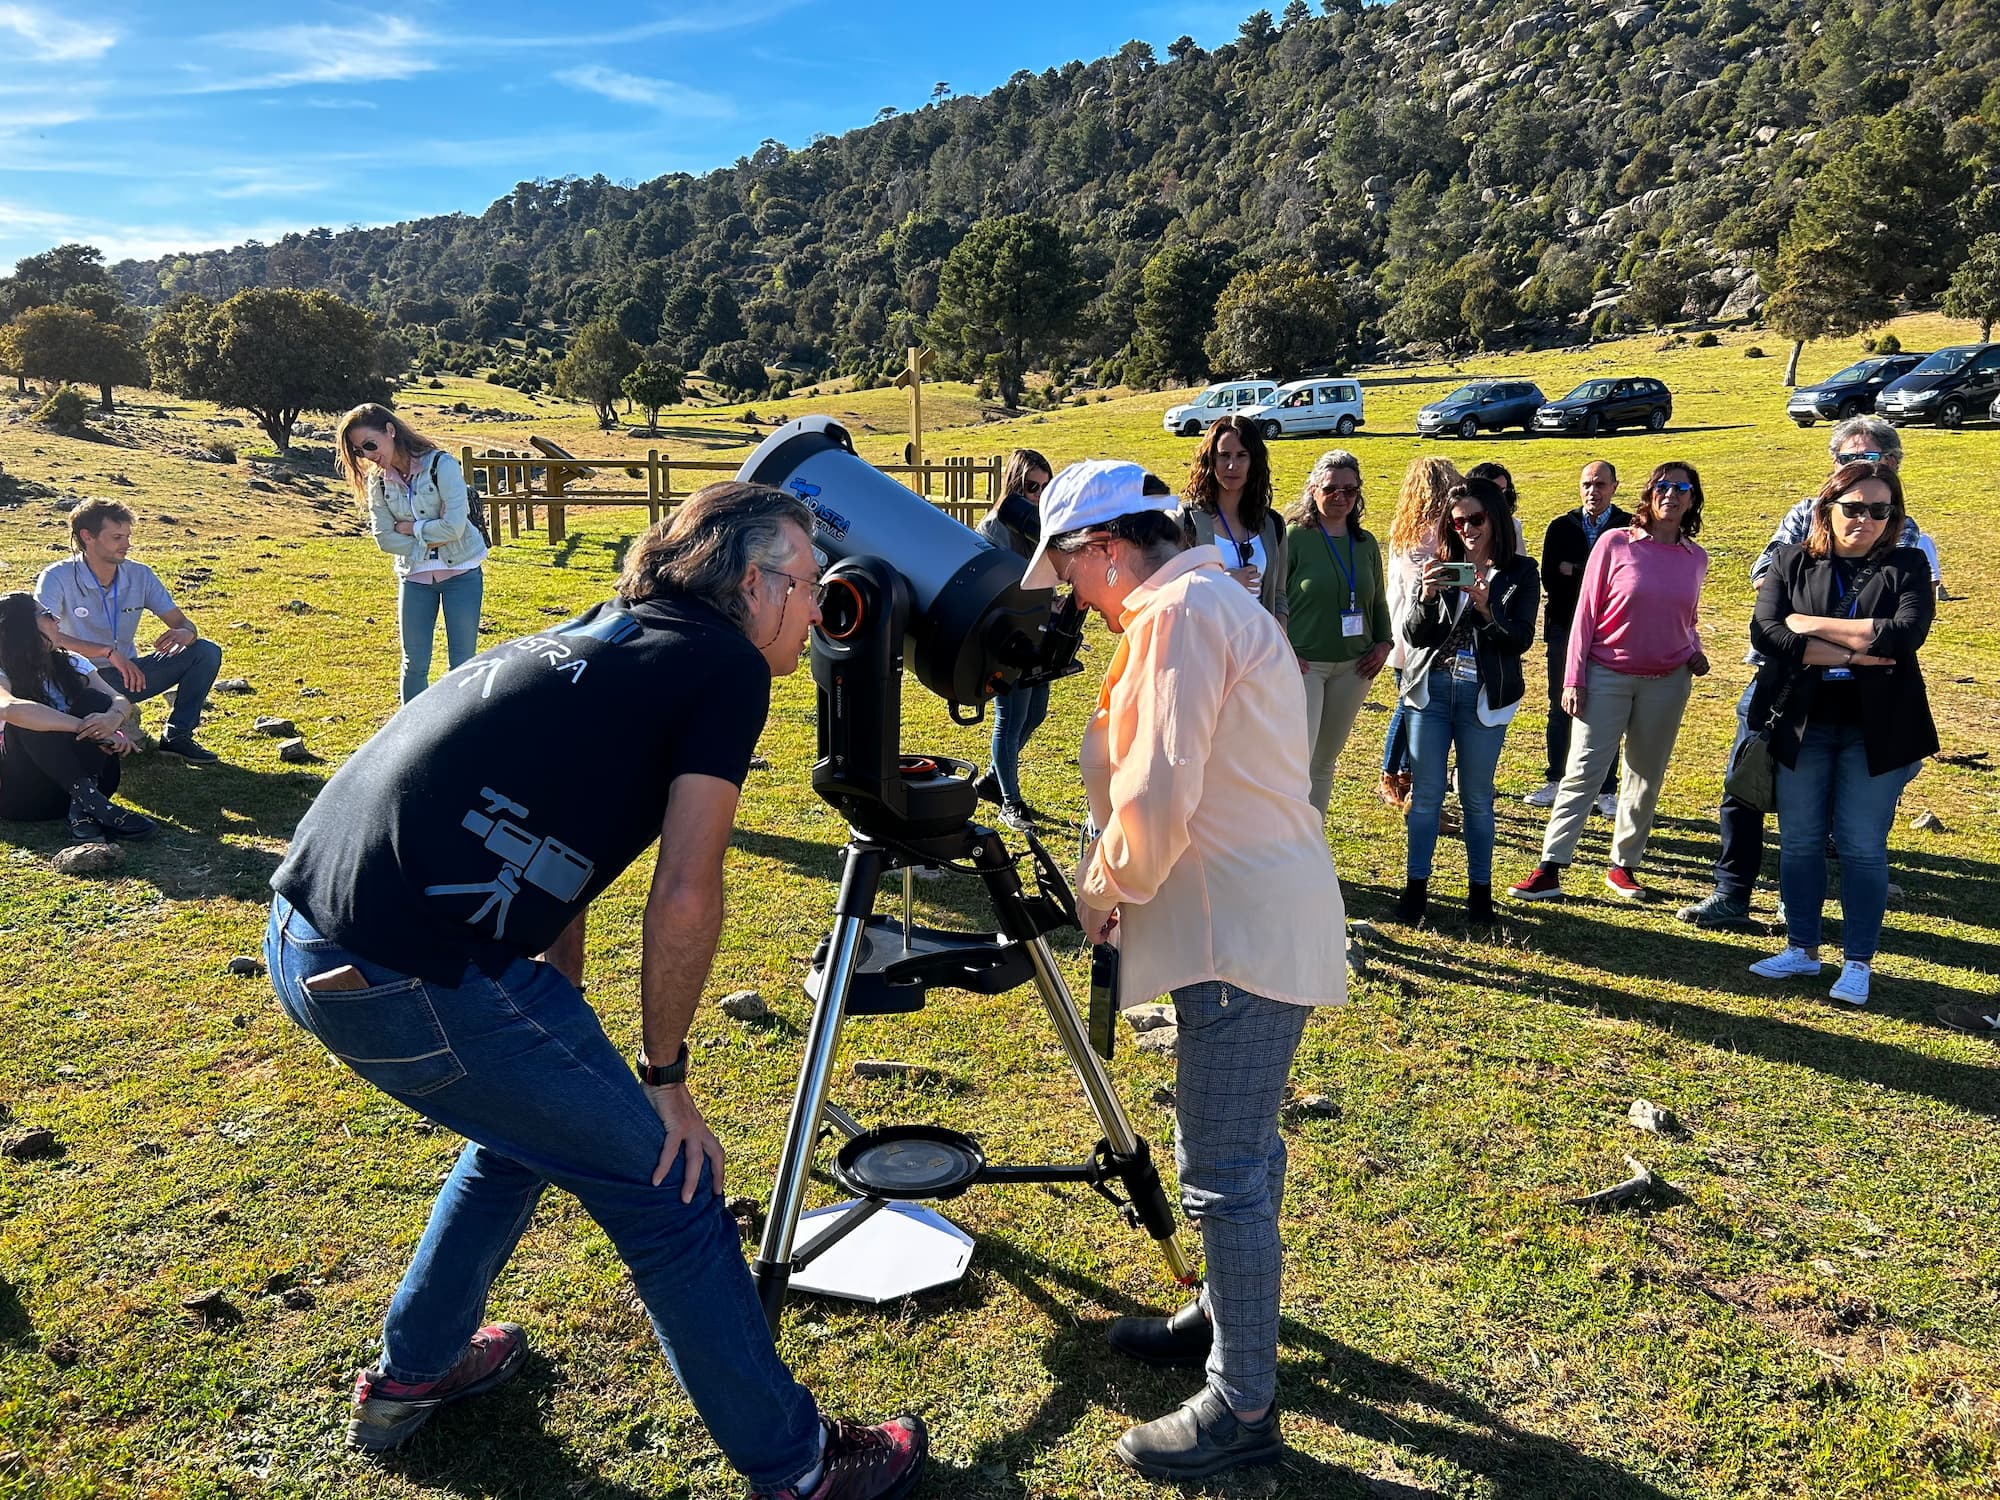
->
[[1380, 683, 1411, 777], [95, 637, 223, 735], [1405, 669, 1509, 884], [1714, 678, 1768, 899], [399, 569, 484, 703], [1171, 980, 1309, 1414], [987, 678, 1049, 806], [1774, 723, 1918, 962], [263, 894, 821, 1490]]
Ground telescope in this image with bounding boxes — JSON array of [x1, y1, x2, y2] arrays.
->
[[734, 417, 1191, 1325]]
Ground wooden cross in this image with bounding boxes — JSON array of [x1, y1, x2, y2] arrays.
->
[[893, 345, 936, 475]]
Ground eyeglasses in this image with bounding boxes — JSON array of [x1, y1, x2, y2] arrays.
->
[[35, 605, 56, 621], [1834, 499, 1893, 520], [1321, 484, 1361, 500], [1653, 481, 1693, 496], [1020, 478, 1045, 497], [765, 567, 826, 608], [1450, 512, 1489, 532], [1837, 450, 1885, 465], [355, 438, 379, 456]]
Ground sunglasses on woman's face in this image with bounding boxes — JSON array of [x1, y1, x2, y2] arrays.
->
[[351, 437, 381, 460], [1321, 483, 1361, 500], [1450, 512, 1489, 532], [1653, 480, 1693, 496], [1020, 478, 1045, 496], [1835, 499, 1893, 520]]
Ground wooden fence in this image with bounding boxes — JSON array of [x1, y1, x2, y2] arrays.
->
[[462, 443, 1004, 545]]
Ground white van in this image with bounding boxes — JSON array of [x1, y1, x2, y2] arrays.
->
[[1162, 379, 1280, 437], [1242, 378, 1365, 440]]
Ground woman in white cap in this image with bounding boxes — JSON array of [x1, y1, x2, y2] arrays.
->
[[1021, 459, 1347, 1483]]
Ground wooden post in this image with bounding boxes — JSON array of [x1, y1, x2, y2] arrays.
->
[[893, 344, 935, 483], [647, 448, 660, 525], [548, 461, 567, 546], [662, 454, 673, 515]]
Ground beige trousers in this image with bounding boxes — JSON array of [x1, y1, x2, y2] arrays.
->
[[1540, 659, 1693, 870], [1301, 658, 1373, 814]]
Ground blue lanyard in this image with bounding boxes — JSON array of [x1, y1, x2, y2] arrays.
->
[[1213, 509, 1257, 569], [77, 559, 117, 641], [1315, 522, 1358, 602], [1832, 566, 1866, 618]]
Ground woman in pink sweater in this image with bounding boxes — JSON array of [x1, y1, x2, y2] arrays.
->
[[1512, 461, 1711, 902]]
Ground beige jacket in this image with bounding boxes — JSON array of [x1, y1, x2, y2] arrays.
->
[[1078, 546, 1347, 1011]]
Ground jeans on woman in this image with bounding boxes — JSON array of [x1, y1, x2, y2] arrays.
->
[[1405, 668, 1508, 884], [987, 678, 1050, 806], [1171, 979, 1309, 1415], [400, 568, 484, 703], [1775, 721, 1918, 962], [263, 893, 822, 1492], [1380, 676, 1411, 777]]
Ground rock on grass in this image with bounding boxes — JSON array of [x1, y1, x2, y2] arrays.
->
[[1, 1129, 59, 1160], [50, 843, 121, 876]]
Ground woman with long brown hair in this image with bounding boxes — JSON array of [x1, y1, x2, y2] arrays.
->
[[1376, 455, 1463, 808], [336, 403, 488, 703], [1746, 461, 1936, 1006], [1176, 415, 1288, 624], [976, 446, 1056, 828]]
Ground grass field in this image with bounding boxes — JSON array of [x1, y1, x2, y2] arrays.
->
[[2, 315, 1997, 1500]]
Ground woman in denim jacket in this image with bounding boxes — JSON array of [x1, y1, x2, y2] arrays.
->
[[337, 403, 489, 703]]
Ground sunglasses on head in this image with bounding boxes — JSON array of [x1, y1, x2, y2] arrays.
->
[[1450, 512, 1489, 532], [1835, 499, 1893, 520]]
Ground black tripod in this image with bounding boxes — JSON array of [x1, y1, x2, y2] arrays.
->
[[748, 556, 1192, 1329]]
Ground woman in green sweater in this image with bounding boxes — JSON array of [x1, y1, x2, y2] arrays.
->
[[1285, 450, 1394, 814]]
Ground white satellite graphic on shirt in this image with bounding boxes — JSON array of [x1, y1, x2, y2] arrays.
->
[[424, 788, 595, 939]]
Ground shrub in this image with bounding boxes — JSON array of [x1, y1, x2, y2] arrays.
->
[[1694, 331, 1719, 347], [428, 378, 444, 389], [1744, 345, 1766, 358], [32, 385, 92, 430], [204, 437, 237, 464], [1876, 332, 1901, 354]]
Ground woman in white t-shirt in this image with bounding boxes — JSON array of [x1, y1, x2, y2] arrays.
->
[[336, 403, 489, 704], [1174, 415, 1289, 627]]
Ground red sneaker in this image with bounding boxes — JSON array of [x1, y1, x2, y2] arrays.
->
[[1604, 866, 1646, 901], [758, 1416, 929, 1500], [348, 1323, 527, 1452], [1508, 865, 1564, 901]]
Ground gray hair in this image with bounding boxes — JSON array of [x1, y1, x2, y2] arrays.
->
[[616, 481, 813, 630], [1829, 415, 1901, 465], [1283, 448, 1365, 529]]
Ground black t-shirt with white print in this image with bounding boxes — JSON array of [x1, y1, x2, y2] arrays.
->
[[273, 590, 770, 983]]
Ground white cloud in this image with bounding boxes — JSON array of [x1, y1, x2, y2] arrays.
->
[[555, 65, 733, 119], [182, 14, 439, 92], [0, 4, 117, 63], [0, 196, 367, 263]]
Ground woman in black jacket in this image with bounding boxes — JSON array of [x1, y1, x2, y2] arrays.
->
[[1395, 477, 1539, 925], [1747, 461, 1936, 1007]]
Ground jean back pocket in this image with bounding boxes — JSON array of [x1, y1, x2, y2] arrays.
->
[[296, 975, 467, 1099]]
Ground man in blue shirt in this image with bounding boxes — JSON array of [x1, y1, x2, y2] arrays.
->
[[36, 501, 223, 763]]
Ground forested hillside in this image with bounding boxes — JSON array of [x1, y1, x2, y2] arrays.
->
[[99, 0, 2000, 392]]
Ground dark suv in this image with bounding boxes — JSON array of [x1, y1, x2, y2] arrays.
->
[[1787, 353, 1927, 427], [1534, 377, 1673, 436], [1416, 380, 1545, 438], [1877, 344, 2000, 427]]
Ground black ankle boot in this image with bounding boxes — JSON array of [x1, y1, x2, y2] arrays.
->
[[1395, 878, 1428, 924], [67, 780, 155, 842], [1466, 883, 1496, 925], [1106, 1298, 1212, 1368]]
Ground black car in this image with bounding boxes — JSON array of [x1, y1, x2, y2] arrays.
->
[[1787, 354, 1927, 426], [1534, 377, 1673, 436], [1877, 343, 2000, 427], [1416, 380, 1545, 438]]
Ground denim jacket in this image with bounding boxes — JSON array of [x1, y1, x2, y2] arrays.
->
[[369, 452, 487, 579]]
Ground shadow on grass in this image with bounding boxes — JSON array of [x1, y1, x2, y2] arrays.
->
[[0, 1275, 33, 1350], [921, 1242, 1678, 1499]]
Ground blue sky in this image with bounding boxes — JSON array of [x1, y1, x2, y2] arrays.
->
[[0, 0, 1258, 274]]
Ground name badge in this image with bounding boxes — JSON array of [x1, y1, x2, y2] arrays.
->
[[1822, 666, 1853, 682], [1452, 648, 1480, 683], [1340, 609, 1365, 638]]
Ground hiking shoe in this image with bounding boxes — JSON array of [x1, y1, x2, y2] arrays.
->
[[1522, 780, 1559, 807], [348, 1323, 527, 1453], [1749, 946, 1823, 980], [1106, 1299, 1212, 1369], [1115, 1386, 1284, 1482], [1604, 866, 1645, 901], [1508, 865, 1564, 901], [1594, 792, 1620, 820], [1829, 961, 1871, 1006], [156, 730, 219, 764], [1676, 890, 1751, 928], [1936, 1001, 2000, 1037], [756, 1414, 928, 1500]]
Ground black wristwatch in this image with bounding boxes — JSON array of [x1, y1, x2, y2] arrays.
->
[[634, 1042, 689, 1087]]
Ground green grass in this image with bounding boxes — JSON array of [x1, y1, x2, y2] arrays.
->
[[2, 316, 1997, 1499]]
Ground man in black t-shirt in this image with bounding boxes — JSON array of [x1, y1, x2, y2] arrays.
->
[[265, 483, 927, 1500]]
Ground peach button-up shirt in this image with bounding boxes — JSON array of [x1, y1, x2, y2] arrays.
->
[[1078, 546, 1348, 1011]]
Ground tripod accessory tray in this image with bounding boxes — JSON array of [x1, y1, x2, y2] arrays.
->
[[834, 1124, 986, 1201]]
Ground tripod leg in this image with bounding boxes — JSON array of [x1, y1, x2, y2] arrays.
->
[[752, 841, 885, 1331]]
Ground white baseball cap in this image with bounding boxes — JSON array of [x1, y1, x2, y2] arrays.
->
[[1020, 459, 1177, 591]]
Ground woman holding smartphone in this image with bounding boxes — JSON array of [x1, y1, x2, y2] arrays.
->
[[1395, 477, 1538, 924]]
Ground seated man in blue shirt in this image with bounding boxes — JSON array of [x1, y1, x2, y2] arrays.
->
[[36, 500, 224, 763]]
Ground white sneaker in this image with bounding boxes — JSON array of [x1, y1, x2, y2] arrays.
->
[[1750, 946, 1823, 980], [1829, 961, 1872, 1006], [1594, 793, 1619, 820], [1522, 781, 1559, 807]]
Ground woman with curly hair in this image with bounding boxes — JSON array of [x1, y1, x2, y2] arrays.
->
[[1176, 415, 1287, 625], [1376, 455, 1463, 809]]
